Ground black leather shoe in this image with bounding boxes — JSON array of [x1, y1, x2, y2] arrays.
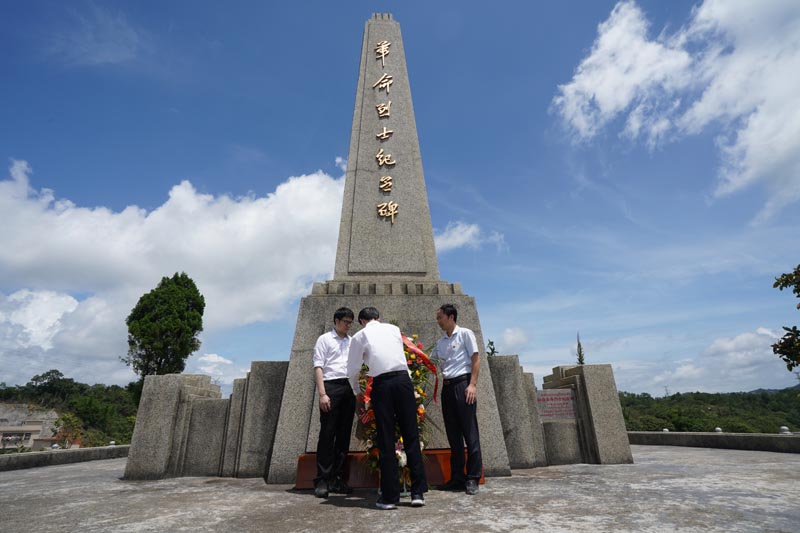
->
[[329, 478, 353, 494], [465, 479, 479, 495], [434, 479, 465, 491], [314, 480, 329, 498]]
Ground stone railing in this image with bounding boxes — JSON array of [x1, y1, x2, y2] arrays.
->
[[0, 445, 130, 472], [628, 431, 800, 453]]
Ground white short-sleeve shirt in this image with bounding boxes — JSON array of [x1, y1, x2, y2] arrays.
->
[[347, 321, 409, 395], [433, 325, 479, 379], [312, 329, 351, 380]]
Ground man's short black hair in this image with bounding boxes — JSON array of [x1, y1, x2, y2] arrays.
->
[[439, 304, 457, 322], [358, 307, 380, 322], [333, 307, 354, 322]]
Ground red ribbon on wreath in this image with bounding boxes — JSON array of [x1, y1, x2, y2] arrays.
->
[[402, 334, 439, 403], [360, 376, 375, 423]]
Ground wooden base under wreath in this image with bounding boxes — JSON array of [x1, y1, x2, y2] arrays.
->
[[294, 449, 485, 489]]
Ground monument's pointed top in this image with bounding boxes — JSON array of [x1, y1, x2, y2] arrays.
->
[[334, 15, 440, 281]]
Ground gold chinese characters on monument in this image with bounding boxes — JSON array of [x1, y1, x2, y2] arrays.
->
[[377, 201, 399, 223], [376, 126, 393, 140], [372, 39, 401, 224], [375, 101, 391, 118], [375, 40, 390, 68], [372, 73, 394, 94], [375, 148, 396, 167]]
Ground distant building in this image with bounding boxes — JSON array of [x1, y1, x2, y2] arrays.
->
[[0, 404, 59, 450], [1, 423, 43, 449]]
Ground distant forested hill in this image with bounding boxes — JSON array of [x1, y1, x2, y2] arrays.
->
[[0, 370, 137, 447], [620, 384, 800, 433]]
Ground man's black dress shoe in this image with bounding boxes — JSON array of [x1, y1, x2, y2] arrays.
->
[[314, 480, 329, 498]]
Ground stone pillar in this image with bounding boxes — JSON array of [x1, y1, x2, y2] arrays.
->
[[236, 361, 288, 479], [182, 398, 229, 477], [124, 374, 221, 480], [543, 421, 583, 465], [488, 356, 537, 469], [522, 371, 548, 467], [220, 378, 246, 477], [334, 13, 439, 281]]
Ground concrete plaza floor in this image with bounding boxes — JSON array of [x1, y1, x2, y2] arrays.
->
[[1, 445, 798, 532]]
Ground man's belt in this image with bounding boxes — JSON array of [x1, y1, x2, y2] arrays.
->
[[373, 370, 407, 381], [443, 373, 470, 386], [324, 378, 350, 384]]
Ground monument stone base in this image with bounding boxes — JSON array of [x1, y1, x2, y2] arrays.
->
[[266, 280, 512, 484]]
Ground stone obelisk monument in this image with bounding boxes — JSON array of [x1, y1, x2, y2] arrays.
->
[[124, 13, 631, 484], [266, 13, 511, 483]]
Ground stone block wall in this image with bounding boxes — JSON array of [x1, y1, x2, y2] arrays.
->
[[542, 365, 633, 465], [124, 364, 287, 481], [125, 360, 632, 481]]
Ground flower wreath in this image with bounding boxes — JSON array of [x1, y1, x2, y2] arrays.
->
[[354, 334, 438, 481]]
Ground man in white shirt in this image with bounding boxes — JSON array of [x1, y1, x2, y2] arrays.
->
[[432, 304, 482, 495], [312, 307, 356, 498], [347, 307, 428, 510]]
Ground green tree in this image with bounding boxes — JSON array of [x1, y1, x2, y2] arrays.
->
[[53, 413, 83, 448], [772, 264, 800, 371], [576, 332, 585, 365], [30, 369, 64, 387], [122, 272, 205, 384], [486, 340, 497, 357]]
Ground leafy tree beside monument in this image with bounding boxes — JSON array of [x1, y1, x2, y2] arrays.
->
[[53, 412, 83, 448], [772, 264, 800, 371], [122, 272, 205, 388]]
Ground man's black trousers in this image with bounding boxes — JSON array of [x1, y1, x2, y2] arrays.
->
[[314, 378, 355, 486], [441, 373, 483, 482], [372, 370, 428, 502]]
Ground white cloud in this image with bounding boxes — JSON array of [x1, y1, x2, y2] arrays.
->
[[704, 327, 780, 363], [518, 328, 796, 395], [553, 0, 800, 222], [434, 221, 505, 253], [552, 1, 692, 141], [501, 327, 529, 353], [636, 328, 789, 393], [335, 157, 347, 173], [47, 5, 152, 67], [0, 290, 78, 350], [185, 353, 248, 386], [0, 159, 343, 386]]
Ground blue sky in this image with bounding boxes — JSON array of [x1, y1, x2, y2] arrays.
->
[[1, 1, 798, 395]]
